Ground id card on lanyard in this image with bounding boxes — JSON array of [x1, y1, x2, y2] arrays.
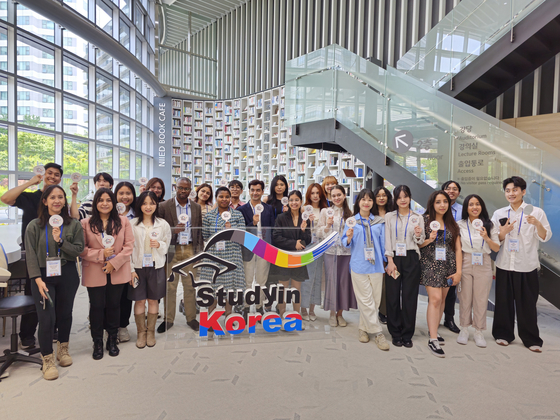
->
[[467, 222, 484, 265], [435, 226, 446, 261], [215, 214, 226, 251], [359, 216, 375, 264], [507, 209, 523, 252], [46, 225, 63, 277], [396, 212, 410, 257], [178, 205, 191, 245]]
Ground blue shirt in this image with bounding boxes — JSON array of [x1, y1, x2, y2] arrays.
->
[[341, 215, 386, 274], [175, 197, 192, 238], [451, 202, 463, 221]]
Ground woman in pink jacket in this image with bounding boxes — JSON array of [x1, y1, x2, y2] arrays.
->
[[80, 188, 134, 360]]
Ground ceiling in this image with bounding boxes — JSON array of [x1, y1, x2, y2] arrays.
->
[[160, 0, 248, 48]]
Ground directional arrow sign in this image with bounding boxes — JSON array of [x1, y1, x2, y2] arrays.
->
[[393, 130, 414, 154]]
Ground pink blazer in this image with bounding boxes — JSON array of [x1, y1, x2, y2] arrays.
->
[[80, 216, 134, 287]]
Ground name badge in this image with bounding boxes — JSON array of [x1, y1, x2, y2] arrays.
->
[[216, 241, 226, 251], [472, 252, 483, 266], [143, 254, 153, 267], [396, 242, 407, 257], [364, 247, 375, 262], [46, 257, 62, 277], [178, 231, 189, 245], [435, 247, 446, 261], [508, 239, 519, 252], [311, 232, 318, 244], [257, 227, 263, 239]]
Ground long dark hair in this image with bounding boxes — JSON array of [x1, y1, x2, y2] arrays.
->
[[89, 188, 122, 236], [37, 185, 72, 228], [135, 191, 159, 226], [145, 177, 165, 203], [195, 183, 213, 206], [287, 190, 303, 214], [392, 185, 412, 210], [425, 190, 459, 239], [353, 188, 376, 216], [114, 181, 137, 214], [267, 175, 288, 208], [372, 186, 394, 215], [461, 194, 493, 233], [331, 185, 353, 220], [304, 183, 328, 210]]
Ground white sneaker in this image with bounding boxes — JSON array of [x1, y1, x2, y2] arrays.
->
[[358, 329, 369, 343], [118, 327, 130, 343], [495, 339, 509, 346], [457, 328, 469, 345], [374, 333, 390, 351], [473, 330, 486, 348], [337, 315, 347, 327], [529, 345, 542, 353], [329, 314, 337, 327]]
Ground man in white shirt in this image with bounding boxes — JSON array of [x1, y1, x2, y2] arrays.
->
[[491, 176, 552, 352]]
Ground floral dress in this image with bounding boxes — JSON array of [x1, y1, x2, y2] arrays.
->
[[420, 215, 457, 288]]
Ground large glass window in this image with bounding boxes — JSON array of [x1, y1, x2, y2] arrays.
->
[[63, 30, 89, 60], [0, 123, 7, 170], [120, 19, 130, 50], [120, 87, 130, 116], [96, 72, 112, 109], [120, 119, 130, 148], [18, 129, 54, 171], [96, 0, 113, 36], [0, 77, 7, 121], [135, 153, 142, 179], [63, 138, 88, 174], [63, 57, 88, 98], [17, 36, 55, 87], [136, 97, 142, 124], [120, 150, 130, 179], [135, 125, 142, 152], [17, 84, 55, 130], [96, 48, 113, 74], [96, 144, 112, 173], [64, 0, 88, 18], [120, 65, 130, 85], [135, 4, 144, 35], [16, 6, 55, 43], [96, 108, 112, 142], [63, 98, 88, 137], [135, 36, 142, 61], [120, 0, 132, 19], [0, 30, 6, 72], [0, 1, 7, 22]]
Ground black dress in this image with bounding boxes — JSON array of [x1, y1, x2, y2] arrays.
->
[[268, 211, 312, 283], [420, 215, 457, 288]]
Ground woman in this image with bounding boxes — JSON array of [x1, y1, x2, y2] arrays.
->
[[201, 187, 246, 316], [372, 186, 394, 324], [419, 190, 462, 358], [195, 183, 213, 216], [341, 188, 389, 350], [317, 185, 357, 327], [81, 188, 134, 360], [457, 194, 500, 348], [25, 185, 84, 380], [130, 191, 171, 348], [322, 176, 338, 207], [263, 175, 289, 220], [270, 190, 311, 320], [384, 185, 424, 348], [145, 177, 166, 203], [114, 181, 137, 343], [301, 183, 328, 321]]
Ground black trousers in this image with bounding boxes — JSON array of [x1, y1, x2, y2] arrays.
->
[[492, 268, 542, 347], [20, 273, 38, 341], [102, 283, 132, 329], [444, 285, 457, 320], [30, 263, 80, 356], [386, 252, 421, 341], [88, 275, 125, 341]]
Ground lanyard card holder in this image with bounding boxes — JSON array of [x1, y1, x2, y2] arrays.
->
[[435, 247, 446, 261], [472, 252, 483, 265], [216, 241, 226, 251], [178, 231, 189, 245], [396, 242, 407, 257], [364, 247, 375, 263], [508, 238, 519, 252], [143, 254, 154, 267], [46, 257, 62, 277]]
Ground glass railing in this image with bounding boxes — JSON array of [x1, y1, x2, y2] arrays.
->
[[285, 44, 560, 274], [396, 0, 546, 88]]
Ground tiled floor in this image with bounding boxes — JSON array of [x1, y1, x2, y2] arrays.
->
[[1, 286, 560, 420]]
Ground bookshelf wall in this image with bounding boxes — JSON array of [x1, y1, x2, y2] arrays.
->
[[171, 87, 366, 202]]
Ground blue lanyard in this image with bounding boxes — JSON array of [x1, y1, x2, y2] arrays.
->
[[358, 215, 372, 246], [508, 209, 523, 235], [327, 199, 331, 207], [436, 224, 446, 247], [396, 211, 411, 241], [45, 224, 63, 258], [466, 221, 484, 249], [215, 213, 223, 233]]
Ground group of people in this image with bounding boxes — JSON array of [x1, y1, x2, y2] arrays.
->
[[0, 163, 551, 380]]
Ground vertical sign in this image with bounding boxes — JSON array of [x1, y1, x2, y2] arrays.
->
[[153, 97, 172, 192]]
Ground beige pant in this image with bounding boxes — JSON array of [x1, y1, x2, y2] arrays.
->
[[243, 255, 270, 308], [165, 244, 197, 323], [350, 270, 383, 334], [458, 253, 493, 330]]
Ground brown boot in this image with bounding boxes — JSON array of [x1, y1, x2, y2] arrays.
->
[[146, 313, 158, 347], [135, 313, 147, 349], [56, 341, 73, 367], [41, 353, 59, 380]]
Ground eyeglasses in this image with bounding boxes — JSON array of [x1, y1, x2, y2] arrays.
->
[[177, 187, 191, 192]]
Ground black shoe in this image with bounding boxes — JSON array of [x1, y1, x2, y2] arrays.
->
[[52, 329, 58, 343], [20, 336, 36, 349], [428, 331, 445, 345], [92, 339, 104, 360], [428, 339, 445, 358], [378, 313, 387, 325], [403, 339, 413, 348], [106, 334, 120, 357], [157, 321, 173, 334], [187, 319, 199, 332], [444, 318, 460, 333], [392, 338, 403, 347]]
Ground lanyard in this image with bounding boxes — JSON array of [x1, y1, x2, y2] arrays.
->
[[452, 207, 457, 220], [327, 199, 331, 207], [508, 209, 523, 235], [467, 221, 484, 249], [215, 213, 222, 233], [436, 224, 446, 247], [396, 211, 410, 241], [46, 224, 63, 258], [358, 215, 372, 246]]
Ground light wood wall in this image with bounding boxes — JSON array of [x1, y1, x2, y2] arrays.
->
[[502, 114, 560, 150]]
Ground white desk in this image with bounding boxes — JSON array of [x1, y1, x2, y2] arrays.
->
[[0, 224, 22, 264]]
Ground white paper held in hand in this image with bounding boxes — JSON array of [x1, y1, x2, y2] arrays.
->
[[149, 230, 160, 240], [302, 212, 309, 221], [524, 204, 534, 216], [255, 203, 264, 214], [33, 165, 45, 176], [102, 235, 115, 248], [178, 213, 189, 224], [70, 172, 82, 183], [410, 215, 419, 226], [326, 208, 335, 218], [116, 203, 126, 214], [346, 217, 357, 228], [189, 190, 197, 200], [221, 211, 232, 221], [281, 197, 289, 206], [220, 179, 228, 187], [472, 218, 483, 230], [429, 221, 441, 231], [49, 215, 63, 227], [304, 205, 313, 213], [139, 177, 148, 185]]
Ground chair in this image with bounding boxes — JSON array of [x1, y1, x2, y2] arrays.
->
[[0, 295, 42, 381]]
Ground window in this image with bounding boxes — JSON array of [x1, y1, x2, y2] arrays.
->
[[63, 37, 74, 47], [0, 92, 6, 100], [120, 119, 130, 148], [136, 97, 142, 124], [120, 150, 130, 179], [135, 154, 142, 179], [120, 0, 132, 19], [17, 62, 30, 71], [63, 66, 74, 76], [0, 62, 6, 70], [16, 46, 30, 55], [17, 36, 55, 85], [120, 87, 130, 116], [17, 86, 55, 130], [64, 110, 74, 119], [64, 0, 88, 18], [135, 36, 142, 61], [136, 125, 142, 152], [17, 6, 55, 42], [63, 138, 88, 174], [42, 109, 54, 118], [63, 57, 88, 97], [96, 49, 113, 74], [96, 108, 112, 142], [63, 81, 74, 90], [42, 64, 54, 73], [96, 72, 112, 109], [16, 91, 30, 100], [0, 46, 6, 55], [119, 19, 130, 50], [96, 144, 112, 173], [120, 66, 130, 85], [0, 123, 7, 170], [63, 30, 88, 60], [64, 99, 88, 137], [96, 0, 113, 36], [16, 16, 29, 25], [18, 129, 55, 172], [42, 94, 54, 103], [135, 4, 144, 35], [42, 20, 55, 29], [17, 106, 30, 115]]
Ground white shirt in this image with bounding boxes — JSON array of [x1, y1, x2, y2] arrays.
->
[[457, 219, 499, 255], [130, 217, 172, 271], [175, 198, 192, 242], [316, 206, 351, 256], [384, 210, 425, 258], [491, 202, 552, 272]]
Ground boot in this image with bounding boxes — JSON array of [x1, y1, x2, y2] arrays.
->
[[41, 353, 59, 380], [56, 341, 73, 367], [135, 313, 147, 349], [146, 313, 158, 347], [92, 339, 103, 360], [106, 333, 120, 357]]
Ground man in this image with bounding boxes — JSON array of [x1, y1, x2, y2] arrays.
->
[[491, 176, 551, 352], [441, 180, 463, 334], [0, 162, 77, 348], [238, 180, 275, 316], [157, 177, 203, 333], [78, 172, 114, 220], [228, 180, 245, 210]]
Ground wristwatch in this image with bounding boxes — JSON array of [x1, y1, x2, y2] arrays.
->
[[57, 239, 64, 247]]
